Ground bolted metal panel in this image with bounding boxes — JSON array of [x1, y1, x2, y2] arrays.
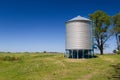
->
[[65, 16, 92, 50]]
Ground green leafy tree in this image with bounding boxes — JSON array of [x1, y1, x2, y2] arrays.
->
[[89, 10, 114, 55], [112, 12, 120, 50]]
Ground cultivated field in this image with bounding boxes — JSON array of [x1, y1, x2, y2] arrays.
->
[[0, 53, 120, 80]]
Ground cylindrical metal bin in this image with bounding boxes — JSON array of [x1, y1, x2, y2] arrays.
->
[[65, 16, 93, 58]]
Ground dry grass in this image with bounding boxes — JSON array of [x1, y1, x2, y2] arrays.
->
[[0, 53, 120, 80]]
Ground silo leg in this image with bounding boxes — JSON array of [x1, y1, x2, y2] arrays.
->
[[64, 50, 66, 58], [88, 50, 89, 58], [93, 49, 94, 57], [90, 50, 93, 58], [82, 50, 84, 59], [66, 50, 68, 58], [72, 50, 73, 59], [77, 50, 79, 59]]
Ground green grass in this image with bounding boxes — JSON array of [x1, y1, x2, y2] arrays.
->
[[0, 53, 120, 80]]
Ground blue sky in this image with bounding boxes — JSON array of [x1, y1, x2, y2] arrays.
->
[[0, 0, 119, 53]]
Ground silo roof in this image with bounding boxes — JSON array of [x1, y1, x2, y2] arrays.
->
[[68, 15, 91, 22]]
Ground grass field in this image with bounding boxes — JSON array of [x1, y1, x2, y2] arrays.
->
[[0, 53, 120, 80]]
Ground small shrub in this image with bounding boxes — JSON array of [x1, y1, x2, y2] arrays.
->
[[1, 56, 21, 61], [43, 51, 47, 53], [113, 50, 117, 53], [117, 50, 120, 55], [111, 63, 120, 80]]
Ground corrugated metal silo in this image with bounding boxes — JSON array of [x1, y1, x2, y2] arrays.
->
[[65, 16, 93, 59]]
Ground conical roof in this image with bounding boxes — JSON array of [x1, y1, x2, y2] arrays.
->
[[67, 15, 91, 22]]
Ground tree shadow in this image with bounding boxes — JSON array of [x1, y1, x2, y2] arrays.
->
[[110, 63, 120, 80]]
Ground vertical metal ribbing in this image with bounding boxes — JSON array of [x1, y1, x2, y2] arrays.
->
[[66, 17, 92, 51]]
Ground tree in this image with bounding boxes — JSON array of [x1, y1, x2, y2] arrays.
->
[[112, 12, 120, 50], [89, 10, 114, 55]]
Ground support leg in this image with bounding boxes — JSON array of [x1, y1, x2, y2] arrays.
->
[[72, 50, 73, 59], [91, 50, 92, 58], [77, 50, 79, 59], [88, 50, 89, 58], [64, 50, 66, 58], [69, 50, 71, 58], [93, 49, 94, 58], [82, 50, 84, 59]]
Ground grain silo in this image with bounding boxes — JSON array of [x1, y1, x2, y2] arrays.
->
[[65, 16, 93, 58]]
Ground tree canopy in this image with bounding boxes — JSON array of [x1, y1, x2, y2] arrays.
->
[[112, 12, 120, 34], [112, 12, 120, 50], [89, 10, 114, 55]]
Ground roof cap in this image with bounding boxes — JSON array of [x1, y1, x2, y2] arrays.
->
[[68, 15, 91, 22]]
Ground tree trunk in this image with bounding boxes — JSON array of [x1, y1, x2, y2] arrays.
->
[[116, 33, 119, 50], [100, 49, 103, 55], [99, 45, 104, 55]]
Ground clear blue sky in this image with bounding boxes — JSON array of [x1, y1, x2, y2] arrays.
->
[[0, 0, 119, 52]]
